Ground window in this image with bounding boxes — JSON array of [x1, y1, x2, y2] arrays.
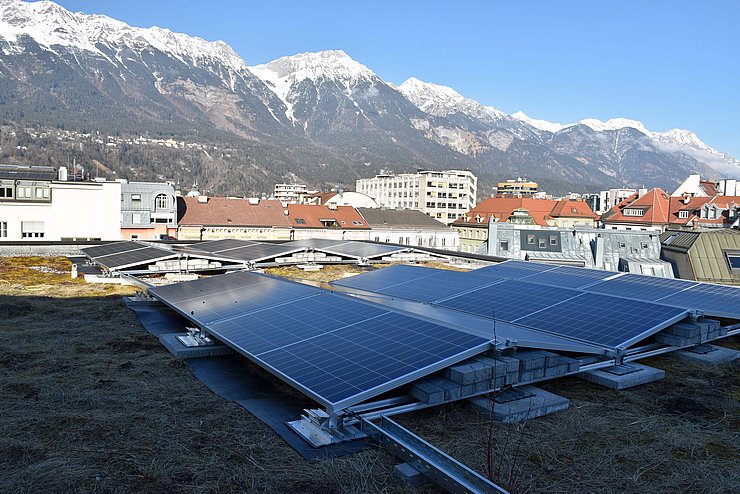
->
[[726, 253, 740, 271], [295, 218, 306, 224], [131, 194, 141, 201], [527, 234, 535, 245], [538, 238, 546, 248], [499, 240, 509, 251], [0, 221, 6, 237], [352, 220, 363, 225], [130, 234, 139, 240], [0, 187, 12, 198], [155, 194, 169, 209], [17, 187, 32, 199], [549, 235, 558, 246], [678, 210, 689, 219], [21, 221, 44, 238], [624, 208, 644, 216], [35, 187, 50, 199]]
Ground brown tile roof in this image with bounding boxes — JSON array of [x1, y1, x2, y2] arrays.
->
[[287, 204, 370, 229], [177, 197, 292, 227]]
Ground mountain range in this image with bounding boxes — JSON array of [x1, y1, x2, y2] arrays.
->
[[0, 0, 737, 196]]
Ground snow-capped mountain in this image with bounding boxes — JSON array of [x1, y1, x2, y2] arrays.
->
[[0, 0, 736, 196]]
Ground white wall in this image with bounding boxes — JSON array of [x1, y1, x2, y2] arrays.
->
[[368, 226, 459, 250], [0, 181, 121, 241]]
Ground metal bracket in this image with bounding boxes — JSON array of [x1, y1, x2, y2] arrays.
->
[[288, 408, 366, 447], [176, 326, 216, 347]]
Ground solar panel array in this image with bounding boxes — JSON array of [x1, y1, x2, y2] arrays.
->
[[474, 261, 740, 319], [283, 239, 407, 259], [81, 241, 176, 271], [150, 271, 490, 409], [333, 260, 725, 349]]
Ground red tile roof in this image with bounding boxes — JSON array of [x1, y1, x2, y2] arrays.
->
[[602, 188, 740, 227], [286, 204, 370, 229], [177, 197, 292, 227], [550, 199, 599, 219], [451, 197, 596, 227]]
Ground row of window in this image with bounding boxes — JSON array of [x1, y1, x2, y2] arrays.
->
[[0, 221, 45, 238], [0, 185, 51, 201]]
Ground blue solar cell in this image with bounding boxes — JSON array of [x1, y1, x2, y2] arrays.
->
[[655, 283, 740, 316], [522, 265, 618, 289], [434, 280, 582, 322], [149, 271, 318, 324], [584, 274, 699, 301], [473, 260, 557, 280], [513, 292, 688, 348], [150, 271, 490, 409], [256, 311, 488, 405]]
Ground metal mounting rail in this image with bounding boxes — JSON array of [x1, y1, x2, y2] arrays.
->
[[361, 415, 508, 494]]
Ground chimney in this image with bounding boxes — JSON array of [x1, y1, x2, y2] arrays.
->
[[248, 197, 260, 205], [638, 188, 648, 198], [197, 195, 208, 203]]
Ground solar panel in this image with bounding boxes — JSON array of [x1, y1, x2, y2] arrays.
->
[[584, 274, 699, 301], [522, 265, 618, 289], [285, 239, 346, 249], [149, 271, 318, 324], [209, 243, 306, 263], [473, 260, 556, 279], [82, 241, 148, 259], [655, 283, 740, 317], [92, 246, 177, 270], [321, 241, 406, 259], [149, 272, 490, 409], [189, 239, 260, 253], [512, 292, 688, 348], [233, 306, 489, 407]]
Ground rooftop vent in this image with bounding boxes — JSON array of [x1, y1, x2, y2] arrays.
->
[[197, 195, 208, 203]]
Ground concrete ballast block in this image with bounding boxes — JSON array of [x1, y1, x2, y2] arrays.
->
[[675, 345, 739, 366], [579, 363, 665, 390], [393, 463, 427, 488], [468, 385, 570, 423]]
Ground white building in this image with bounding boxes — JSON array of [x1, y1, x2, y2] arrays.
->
[[274, 183, 311, 205], [0, 165, 121, 241], [671, 174, 740, 197], [356, 169, 477, 224], [597, 187, 638, 215]]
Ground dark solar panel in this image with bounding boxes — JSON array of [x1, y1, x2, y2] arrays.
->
[[434, 280, 582, 322], [82, 241, 147, 259], [93, 246, 176, 270], [322, 241, 406, 259], [149, 271, 490, 409], [285, 239, 346, 249], [211, 243, 305, 262], [189, 239, 260, 253], [513, 292, 688, 348]]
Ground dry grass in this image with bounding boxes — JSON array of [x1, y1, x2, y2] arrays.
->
[[2, 257, 738, 493]]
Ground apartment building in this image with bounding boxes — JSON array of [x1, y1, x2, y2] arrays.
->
[[356, 169, 476, 224]]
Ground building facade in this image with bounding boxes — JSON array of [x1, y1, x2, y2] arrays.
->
[[0, 165, 120, 241], [487, 222, 673, 276], [356, 169, 477, 224], [495, 179, 538, 197], [287, 204, 371, 240], [177, 197, 292, 241], [120, 181, 178, 240], [274, 183, 311, 205], [357, 207, 458, 250], [453, 197, 598, 254]]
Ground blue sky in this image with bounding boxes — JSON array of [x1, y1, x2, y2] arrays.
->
[[54, 0, 739, 157]]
